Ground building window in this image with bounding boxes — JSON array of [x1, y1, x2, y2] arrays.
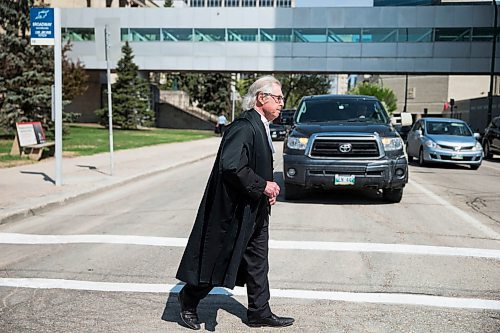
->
[[276, 0, 290, 7], [293, 29, 327, 42], [130, 28, 161, 42], [120, 28, 130, 41], [227, 29, 258, 41], [397, 28, 432, 42], [361, 28, 398, 42], [328, 28, 361, 43], [242, 0, 256, 6], [162, 28, 194, 41], [435, 28, 471, 42], [225, 0, 239, 6], [194, 29, 226, 41], [208, 0, 221, 6], [471, 27, 494, 42], [260, 28, 292, 42], [260, 0, 273, 6], [191, 0, 205, 7], [63, 28, 95, 42]]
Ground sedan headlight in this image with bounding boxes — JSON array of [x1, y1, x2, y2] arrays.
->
[[472, 141, 482, 151], [382, 137, 403, 151], [287, 137, 309, 150], [424, 140, 438, 149]]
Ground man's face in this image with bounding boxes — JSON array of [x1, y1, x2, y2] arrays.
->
[[260, 83, 284, 122]]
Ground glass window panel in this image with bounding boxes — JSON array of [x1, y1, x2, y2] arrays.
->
[[435, 28, 471, 42], [227, 29, 258, 41], [472, 27, 494, 42], [327, 28, 361, 43], [130, 28, 160, 41], [397, 28, 432, 42], [242, 0, 256, 6], [361, 28, 397, 42], [121, 28, 130, 42], [260, 0, 273, 6], [225, 0, 239, 6], [293, 28, 327, 42], [276, 0, 291, 7], [208, 0, 221, 6], [260, 28, 293, 42], [162, 28, 193, 41], [191, 0, 204, 6], [194, 28, 226, 41], [63, 28, 95, 42]]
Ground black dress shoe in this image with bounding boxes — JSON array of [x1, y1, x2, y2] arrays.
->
[[247, 313, 294, 328], [178, 292, 201, 330]]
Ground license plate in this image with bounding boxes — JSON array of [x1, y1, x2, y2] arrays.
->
[[334, 174, 355, 186], [451, 154, 463, 160]]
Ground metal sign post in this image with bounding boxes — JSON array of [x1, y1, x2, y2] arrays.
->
[[105, 25, 114, 176], [30, 7, 62, 186]]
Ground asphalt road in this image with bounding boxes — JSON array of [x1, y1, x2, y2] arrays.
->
[[0, 143, 499, 333]]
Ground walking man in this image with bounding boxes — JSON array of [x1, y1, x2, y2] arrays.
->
[[175, 76, 294, 330], [216, 113, 227, 136]]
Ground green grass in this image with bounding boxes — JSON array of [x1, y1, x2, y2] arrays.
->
[[63, 125, 214, 156], [0, 125, 214, 164]]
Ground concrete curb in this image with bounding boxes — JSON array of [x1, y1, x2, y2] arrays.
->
[[0, 153, 216, 226]]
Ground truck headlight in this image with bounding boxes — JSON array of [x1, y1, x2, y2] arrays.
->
[[382, 137, 403, 151], [287, 137, 309, 150]]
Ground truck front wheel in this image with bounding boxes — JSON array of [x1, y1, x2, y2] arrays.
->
[[383, 188, 404, 203]]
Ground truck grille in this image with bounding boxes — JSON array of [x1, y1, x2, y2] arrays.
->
[[310, 138, 380, 158]]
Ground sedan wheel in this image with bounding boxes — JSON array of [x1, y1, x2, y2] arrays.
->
[[418, 148, 426, 167]]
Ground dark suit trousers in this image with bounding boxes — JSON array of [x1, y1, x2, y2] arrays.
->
[[180, 208, 272, 321]]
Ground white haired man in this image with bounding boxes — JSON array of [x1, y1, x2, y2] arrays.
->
[[175, 76, 294, 330]]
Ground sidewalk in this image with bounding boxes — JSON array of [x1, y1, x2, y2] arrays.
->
[[0, 137, 220, 224]]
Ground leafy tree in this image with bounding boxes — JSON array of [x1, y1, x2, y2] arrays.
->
[[164, 0, 173, 7], [276, 74, 331, 109], [0, 0, 53, 135], [0, 0, 89, 136], [348, 82, 398, 114], [164, 72, 232, 117], [96, 42, 153, 129]]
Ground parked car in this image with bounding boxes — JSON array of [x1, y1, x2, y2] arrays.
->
[[270, 122, 287, 140], [406, 118, 483, 170], [394, 124, 411, 142], [482, 116, 500, 159]]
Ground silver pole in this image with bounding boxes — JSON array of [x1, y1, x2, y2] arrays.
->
[[105, 25, 114, 176], [54, 8, 63, 186]]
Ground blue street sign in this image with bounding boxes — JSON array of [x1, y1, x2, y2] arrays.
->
[[30, 8, 55, 45]]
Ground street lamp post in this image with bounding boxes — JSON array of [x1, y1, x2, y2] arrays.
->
[[487, 0, 498, 125], [403, 74, 408, 113]]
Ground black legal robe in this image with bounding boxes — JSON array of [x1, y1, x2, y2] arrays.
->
[[176, 109, 273, 289]]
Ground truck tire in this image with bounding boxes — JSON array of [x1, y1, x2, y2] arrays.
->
[[383, 188, 403, 203], [483, 141, 493, 159], [284, 183, 303, 200]]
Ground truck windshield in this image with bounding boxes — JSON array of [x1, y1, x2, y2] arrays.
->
[[295, 99, 389, 124]]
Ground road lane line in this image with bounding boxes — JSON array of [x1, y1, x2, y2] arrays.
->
[[0, 278, 498, 311], [1, 233, 499, 259], [409, 180, 500, 240]]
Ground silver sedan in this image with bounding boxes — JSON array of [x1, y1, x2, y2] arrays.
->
[[406, 117, 483, 170]]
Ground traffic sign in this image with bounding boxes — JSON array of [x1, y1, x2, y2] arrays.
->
[[30, 8, 55, 45]]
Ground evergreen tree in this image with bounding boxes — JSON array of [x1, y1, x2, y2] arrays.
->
[[0, 0, 53, 135], [348, 82, 398, 114], [164, 0, 173, 7], [96, 42, 153, 129]]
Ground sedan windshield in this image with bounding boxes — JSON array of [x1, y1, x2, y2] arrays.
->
[[426, 121, 472, 136], [296, 99, 389, 124]]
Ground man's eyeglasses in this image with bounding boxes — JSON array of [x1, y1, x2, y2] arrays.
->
[[262, 93, 285, 104]]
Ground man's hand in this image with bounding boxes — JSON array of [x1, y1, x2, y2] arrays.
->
[[268, 196, 277, 206], [264, 181, 280, 198]]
